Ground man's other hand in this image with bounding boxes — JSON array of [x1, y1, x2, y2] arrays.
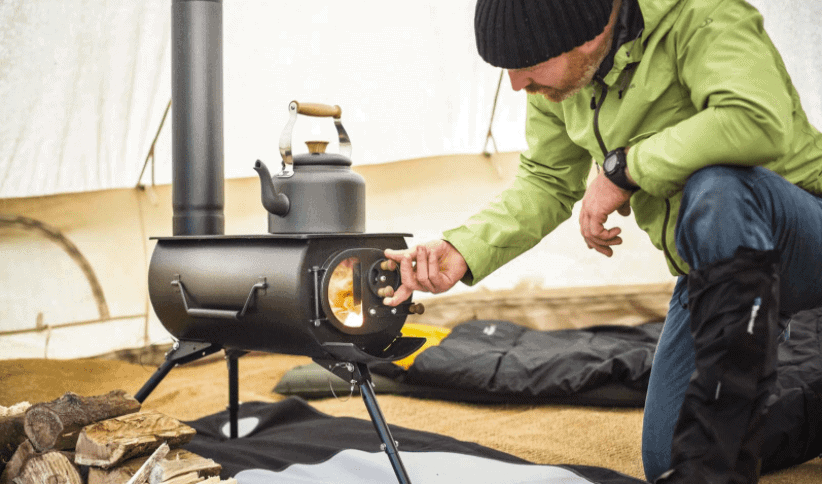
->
[[580, 170, 634, 257], [382, 240, 468, 306]]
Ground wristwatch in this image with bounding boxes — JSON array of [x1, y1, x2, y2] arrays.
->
[[603, 148, 640, 192]]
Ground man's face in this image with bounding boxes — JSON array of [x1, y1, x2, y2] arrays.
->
[[507, 0, 620, 102]]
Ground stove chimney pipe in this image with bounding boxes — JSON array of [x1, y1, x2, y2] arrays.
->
[[171, 0, 224, 235]]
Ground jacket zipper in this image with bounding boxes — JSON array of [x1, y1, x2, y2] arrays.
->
[[591, 76, 686, 276]]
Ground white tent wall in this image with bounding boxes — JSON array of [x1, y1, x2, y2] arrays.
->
[[1, 0, 820, 359], [2, 0, 817, 199]]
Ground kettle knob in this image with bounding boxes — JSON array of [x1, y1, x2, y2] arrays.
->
[[305, 141, 329, 154]]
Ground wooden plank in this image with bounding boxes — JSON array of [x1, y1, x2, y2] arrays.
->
[[24, 390, 141, 452], [75, 411, 195, 469]]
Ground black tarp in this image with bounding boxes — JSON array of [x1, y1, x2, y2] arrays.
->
[[184, 398, 649, 484]]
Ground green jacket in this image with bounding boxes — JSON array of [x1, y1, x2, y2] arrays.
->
[[444, 0, 822, 284]]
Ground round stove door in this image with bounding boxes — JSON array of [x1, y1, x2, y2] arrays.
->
[[320, 248, 404, 335]]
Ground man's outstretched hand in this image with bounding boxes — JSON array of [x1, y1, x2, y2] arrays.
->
[[382, 240, 468, 306], [579, 170, 634, 257]]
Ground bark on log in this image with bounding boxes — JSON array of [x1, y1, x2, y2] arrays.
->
[[0, 441, 35, 484], [0, 416, 27, 473], [10, 450, 81, 484], [87, 449, 221, 484], [24, 390, 141, 452], [74, 411, 196, 469]]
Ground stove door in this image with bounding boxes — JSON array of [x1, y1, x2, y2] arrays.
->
[[320, 248, 406, 336]]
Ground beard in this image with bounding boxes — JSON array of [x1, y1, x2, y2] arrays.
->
[[525, 34, 614, 103]]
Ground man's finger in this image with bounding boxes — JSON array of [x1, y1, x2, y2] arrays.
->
[[415, 246, 436, 293], [384, 285, 413, 306], [591, 244, 614, 257], [398, 253, 419, 291], [585, 234, 623, 247]]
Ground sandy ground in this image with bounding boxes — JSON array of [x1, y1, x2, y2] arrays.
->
[[1, 353, 819, 483]]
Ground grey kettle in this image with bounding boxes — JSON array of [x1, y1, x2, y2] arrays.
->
[[255, 101, 366, 234]]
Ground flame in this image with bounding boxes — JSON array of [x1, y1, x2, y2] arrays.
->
[[328, 257, 363, 327], [343, 311, 364, 328]]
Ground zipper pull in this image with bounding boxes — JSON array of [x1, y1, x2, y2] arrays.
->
[[747, 297, 762, 334]]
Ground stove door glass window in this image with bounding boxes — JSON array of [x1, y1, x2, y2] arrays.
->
[[327, 257, 363, 328]]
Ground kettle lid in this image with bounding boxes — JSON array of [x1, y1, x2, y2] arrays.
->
[[293, 152, 352, 167]]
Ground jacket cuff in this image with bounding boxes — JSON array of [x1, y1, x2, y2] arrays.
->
[[441, 226, 499, 286]]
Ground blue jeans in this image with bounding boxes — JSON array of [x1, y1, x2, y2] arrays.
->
[[642, 166, 822, 481]]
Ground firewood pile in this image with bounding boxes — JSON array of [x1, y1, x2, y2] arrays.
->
[[0, 391, 236, 484]]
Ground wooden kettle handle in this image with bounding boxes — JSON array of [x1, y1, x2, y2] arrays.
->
[[292, 101, 342, 119]]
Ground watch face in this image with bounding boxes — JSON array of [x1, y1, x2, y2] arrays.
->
[[603, 154, 618, 173]]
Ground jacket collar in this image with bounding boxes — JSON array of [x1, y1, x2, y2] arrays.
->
[[595, 0, 645, 80]]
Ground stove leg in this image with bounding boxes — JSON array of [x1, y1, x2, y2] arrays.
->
[[355, 362, 412, 484], [225, 349, 248, 439], [134, 340, 223, 403]]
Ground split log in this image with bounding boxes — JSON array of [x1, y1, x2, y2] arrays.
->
[[10, 450, 81, 484], [24, 390, 141, 452], [0, 416, 26, 473], [0, 402, 30, 472], [74, 411, 196, 469], [158, 474, 236, 484], [88, 448, 221, 484], [126, 443, 169, 484], [159, 472, 200, 484], [0, 441, 35, 484]]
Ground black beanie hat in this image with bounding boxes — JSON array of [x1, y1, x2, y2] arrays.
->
[[475, 0, 615, 69]]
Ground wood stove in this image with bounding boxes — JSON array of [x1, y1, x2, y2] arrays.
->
[[135, 2, 424, 482]]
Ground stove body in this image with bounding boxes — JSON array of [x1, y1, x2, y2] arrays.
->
[[148, 233, 417, 360]]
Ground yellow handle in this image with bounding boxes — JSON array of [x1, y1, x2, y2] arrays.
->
[[293, 101, 342, 119]]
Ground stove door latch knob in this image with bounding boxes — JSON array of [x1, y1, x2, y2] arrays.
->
[[407, 303, 425, 315]]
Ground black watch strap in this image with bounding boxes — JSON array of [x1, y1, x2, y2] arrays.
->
[[603, 148, 639, 192]]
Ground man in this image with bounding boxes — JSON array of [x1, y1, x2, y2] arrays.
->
[[383, 0, 822, 482]]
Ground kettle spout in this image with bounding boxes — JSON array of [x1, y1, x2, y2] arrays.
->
[[254, 160, 290, 217]]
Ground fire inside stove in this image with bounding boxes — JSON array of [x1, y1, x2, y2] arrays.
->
[[327, 257, 364, 328]]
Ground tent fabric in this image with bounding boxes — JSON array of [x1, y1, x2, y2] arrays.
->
[[0, 0, 820, 199], [183, 398, 648, 484]]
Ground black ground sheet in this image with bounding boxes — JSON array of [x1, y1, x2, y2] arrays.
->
[[183, 398, 649, 484]]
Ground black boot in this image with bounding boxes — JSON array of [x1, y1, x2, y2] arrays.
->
[[656, 247, 780, 484]]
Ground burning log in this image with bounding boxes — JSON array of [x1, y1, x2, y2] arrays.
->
[[24, 390, 141, 452], [74, 411, 196, 469], [87, 448, 221, 484]]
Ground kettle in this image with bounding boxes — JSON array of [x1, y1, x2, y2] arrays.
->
[[255, 101, 366, 234]]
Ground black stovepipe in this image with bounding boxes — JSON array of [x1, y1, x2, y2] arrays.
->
[[171, 0, 224, 236]]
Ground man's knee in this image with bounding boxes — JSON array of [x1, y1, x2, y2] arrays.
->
[[675, 166, 771, 269]]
